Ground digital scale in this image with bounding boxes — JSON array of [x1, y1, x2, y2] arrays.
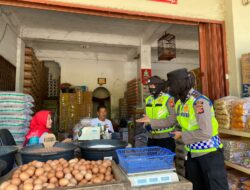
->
[[78, 126, 101, 140], [120, 167, 179, 187], [77, 126, 111, 140]]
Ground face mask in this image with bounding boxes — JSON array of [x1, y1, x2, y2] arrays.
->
[[149, 84, 162, 97], [168, 81, 180, 98], [170, 79, 193, 102]]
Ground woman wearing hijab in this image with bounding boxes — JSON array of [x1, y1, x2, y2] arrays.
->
[[24, 110, 52, 146]]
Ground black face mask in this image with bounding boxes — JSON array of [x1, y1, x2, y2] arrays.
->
[[149, 83, 163, 97], [168, 79, 190, 102], [168, 80, 180, 98]]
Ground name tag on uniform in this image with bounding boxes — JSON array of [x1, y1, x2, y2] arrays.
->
[[181, 113, 189, 117]]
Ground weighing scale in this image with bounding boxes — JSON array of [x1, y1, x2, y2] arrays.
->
[[120, 167, 179, 187], [78, 126, 101, 140], [77, 126, 111, 140]]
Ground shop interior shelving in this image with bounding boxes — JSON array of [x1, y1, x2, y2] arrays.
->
[[220, 128, 250, 138], [225, 161, 250, 175], [220, 128, 250, 175]]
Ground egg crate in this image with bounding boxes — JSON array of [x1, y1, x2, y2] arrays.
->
[[121, 168, 179, 187]]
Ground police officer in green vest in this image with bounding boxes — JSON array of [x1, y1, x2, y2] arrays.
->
[[166, 68, 228, 190], [136, 76, 176, 152]]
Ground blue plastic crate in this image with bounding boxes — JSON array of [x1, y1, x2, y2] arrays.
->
[[116, 146, 175, 174]]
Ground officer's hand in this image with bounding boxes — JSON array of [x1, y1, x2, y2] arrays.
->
[[62, 138, 72, 143], [136, 116, 150, 123], [170, 131, 182, 140]]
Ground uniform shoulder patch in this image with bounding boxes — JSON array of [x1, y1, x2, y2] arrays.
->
[[191, 91, 201, 99], [183, 104, 189, 113], [168, 97, 175, 107]]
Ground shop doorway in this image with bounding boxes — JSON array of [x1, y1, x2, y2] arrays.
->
[[92, 87, 111, 118]]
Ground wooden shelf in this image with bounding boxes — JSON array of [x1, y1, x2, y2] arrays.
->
[[219, 128, 250, 138], [225, 161, 250, 175]]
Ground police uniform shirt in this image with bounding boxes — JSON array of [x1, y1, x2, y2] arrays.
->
[[147, 93, 177, 139], [181, 88, 213, 158]]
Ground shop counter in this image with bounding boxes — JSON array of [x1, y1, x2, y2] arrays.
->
[[0, 161, 191, 190], [130, 176, 192, 190]]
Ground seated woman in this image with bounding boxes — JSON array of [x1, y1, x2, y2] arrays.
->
[[24, 110, 52, 146], [24, 111, 72, 146]]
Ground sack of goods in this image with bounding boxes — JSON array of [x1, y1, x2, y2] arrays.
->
[[227, 169, 250, 190], [221, 137, 250, 168], [0, 92, 34, 145], [230, 98, 250, 130], [214, 96, 239, 129]]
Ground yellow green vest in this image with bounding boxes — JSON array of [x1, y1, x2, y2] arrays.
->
[[175, 93, 223, 153], [145, 94, 175, 134]]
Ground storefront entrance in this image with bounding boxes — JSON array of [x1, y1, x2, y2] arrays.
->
[[0, 0, 229, 100]]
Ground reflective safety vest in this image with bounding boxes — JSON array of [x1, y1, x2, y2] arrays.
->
[[145, 94, 175, 134], [175, 92, 223, 153]]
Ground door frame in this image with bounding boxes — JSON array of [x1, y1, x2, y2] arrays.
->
[[0, 0, 229, 96], [0, 0, 223, 24]]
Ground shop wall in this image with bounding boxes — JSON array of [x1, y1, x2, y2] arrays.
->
[[47, 0, 224, 21], [152, 62, 199, 80], [58, 58, 137, 118], [224, 0, 250, 96], [0, 14, 18, 66], [0, 10, 25, 92]]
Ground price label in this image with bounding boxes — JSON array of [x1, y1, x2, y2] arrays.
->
[[104, 156, 113, 160], [43, 133, 56, 148]]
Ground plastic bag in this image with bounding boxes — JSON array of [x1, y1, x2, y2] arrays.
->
[[73, 123, 83, 140], [214, 96, 239, 129], [0, 100, 34, 108], [231, 99, 250, 129], [214, 96, 238, 107], [0, 115, 32, 123], [80, 118, 92, 126], [221, 138, 250, 151], [0, 92, 34, 102], [7, 127, 29, 134], [0, 107, 33, 115]]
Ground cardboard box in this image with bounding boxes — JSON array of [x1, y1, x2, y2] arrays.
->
[[83, 103, 93, 117], [241, 63, 250, 84], [83, 91, 92, 104], [241, 54, 250, 84], [241, 53, 250, 62]]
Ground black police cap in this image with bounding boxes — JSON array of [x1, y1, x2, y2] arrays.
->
[[147, 75, 164, 85], [167, 68, 189, 81]]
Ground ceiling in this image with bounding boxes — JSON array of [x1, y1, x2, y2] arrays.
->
[[1, 6, 199, 63]]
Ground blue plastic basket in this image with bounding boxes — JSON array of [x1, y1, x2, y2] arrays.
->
[[116, 146, 175, 174]]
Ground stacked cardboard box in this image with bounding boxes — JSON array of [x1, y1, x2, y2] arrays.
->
[[119, 98, 128, 118], [75, 90, 93, 120], [126, 79, 141, 117], [59, 93, 77, 133], [241, 53, 250, 97], [59, 91, 93, 134], [23, 47, 49, 111]]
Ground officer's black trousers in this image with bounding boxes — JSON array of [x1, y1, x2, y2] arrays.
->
[[185, 149, 229, 190], [147, 137, 176, 152]]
